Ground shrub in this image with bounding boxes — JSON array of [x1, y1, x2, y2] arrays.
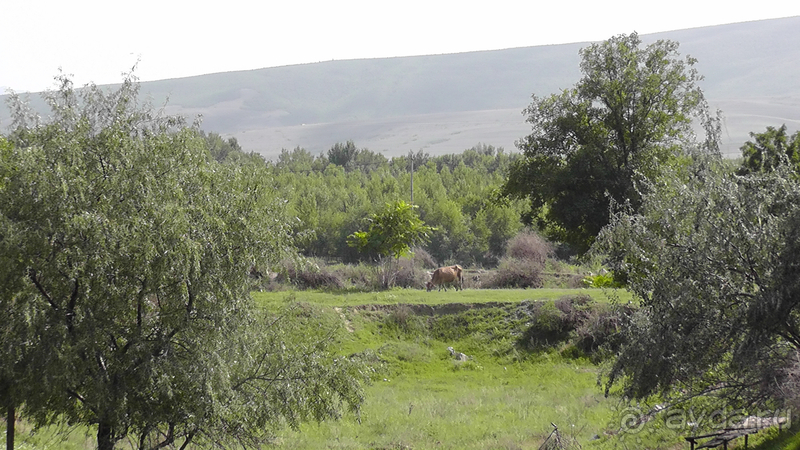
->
[[574, 303, 625, 355], [394, 255, 433, 289], [277, 259, 345, 290], [485, 258, 544, 288], [506, 230, 554, 264], [335, 263, 382, 290], [519, 302, 569, 349], [582, 271, 625, 288], [411, 246, 437, 270], [517, 295, 626, 355], [380, 306, 426, 337]]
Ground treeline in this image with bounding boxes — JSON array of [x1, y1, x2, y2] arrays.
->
[[209, 136, 528, 267]]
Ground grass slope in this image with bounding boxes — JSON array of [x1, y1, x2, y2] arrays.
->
[[266, 290, 619, 449], [7, 288, 799, 449], [260, 288, 798, 450]]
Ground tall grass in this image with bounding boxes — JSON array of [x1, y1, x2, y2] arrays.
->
[[269, 294, 630, 449], [275, 362, 610, 450]]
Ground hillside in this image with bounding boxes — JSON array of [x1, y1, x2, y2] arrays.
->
[[2, 16, 798, 159]]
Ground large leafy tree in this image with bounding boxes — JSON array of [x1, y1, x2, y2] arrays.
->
[[595, 153, 800, 409], [503, 32, 715, 253], [0, 75, 364, 449]]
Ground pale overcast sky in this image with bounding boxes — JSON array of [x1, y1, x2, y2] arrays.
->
[[2, 0, 799, 93]]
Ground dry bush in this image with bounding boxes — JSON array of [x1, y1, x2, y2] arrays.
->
[[394, 257, 431, 289], [411, 246, 437, 270], [506, 230, 554, 265], [268, 247, 438, 291], [516, 295, 628, 356], [485, 258, 544, 289], [276, 259, 345, 290], [335, 263, 380, 290], [574, 304, 625, 355], [484, 230, 554, 289], [392, 248, 438, 289]]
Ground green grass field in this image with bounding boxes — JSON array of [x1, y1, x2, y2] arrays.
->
[[265, 289, 617, 449], [251, 287, 634, 310], [7, 287, 799, 449]]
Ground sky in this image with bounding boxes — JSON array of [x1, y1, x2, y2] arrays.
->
[[2, 0, 800, 94]]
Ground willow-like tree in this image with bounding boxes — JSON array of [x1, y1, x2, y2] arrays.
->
[[503, 32, 718, 253], [595, 153, 800, 410], [0, 75, 364, 450]]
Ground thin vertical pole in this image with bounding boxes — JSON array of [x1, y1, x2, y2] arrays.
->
[[7, 404, 15, 450], [409, 151, 414, 205]]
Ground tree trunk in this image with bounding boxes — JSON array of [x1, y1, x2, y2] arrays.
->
[[97, 421, 115, 450], [6, 404, 14, 450]]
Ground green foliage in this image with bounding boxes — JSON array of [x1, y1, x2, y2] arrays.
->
[[738, 124, 800, 175], [581, 272, 624, 288], [503, 32, 716, 254], [595, 152, 800, 407], [270, 143, 525, 267], [0, 74, 364, 449], [348, 200, 435, 260]]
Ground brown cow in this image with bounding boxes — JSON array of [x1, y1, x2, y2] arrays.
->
[[426, 265, 463, 292]]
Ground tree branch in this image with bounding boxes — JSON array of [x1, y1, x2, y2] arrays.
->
[[27, 268, 59, 312]]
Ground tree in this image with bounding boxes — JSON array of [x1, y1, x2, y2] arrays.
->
[[0, 74, 364, 449], [502, 32, 716, 253], [327, 140, 360, 171], [0, 135, 27, 450], [594, 153, 800, 409], [348, 200, 435, 286], [738, 124, 800, 175]]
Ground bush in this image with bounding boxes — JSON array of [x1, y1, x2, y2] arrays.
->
[[517, 295, 626, 355], [411, 246, 437, 270], [582, 271, 625, 288], [506, 230, 554, 264], [277, 259, 345, 290], [380, 305, 426, 336], [520, 301, 570, 348], [394, 254, 434, 289], [485, 258, 544, 288], [574, 303, 625, 355], [334, 263, 382, 290]]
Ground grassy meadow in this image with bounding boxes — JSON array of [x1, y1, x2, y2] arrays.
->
[[251, 287, 634, 310], [7, 287, 799, 449], [259, 288, 798, 450]]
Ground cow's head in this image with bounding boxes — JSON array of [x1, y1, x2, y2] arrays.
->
[[426, 281, 434, 292]]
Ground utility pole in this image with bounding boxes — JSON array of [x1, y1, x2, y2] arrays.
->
[[409, 150, 415, 281], [409, 150, 414, 205]]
